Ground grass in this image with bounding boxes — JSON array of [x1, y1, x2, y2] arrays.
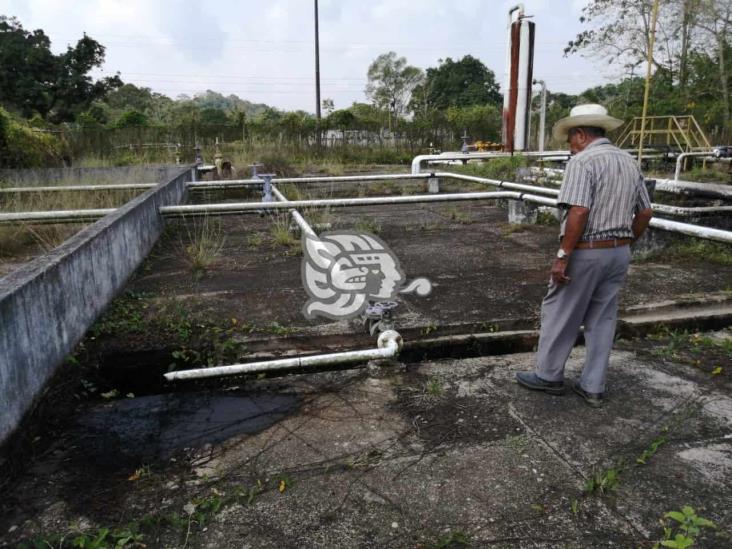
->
[[0, 166, 164, 261], [270, 213, 300, 250], [583, 461, 624, 496], [177, 216, 226, 276], [662, 239, 732, 266], [449, 154, 530, 182], [646, 327, 731, 375], [684, 165, 730, 183], [445, 206, 472, 224], [353, 218, 382, 235]]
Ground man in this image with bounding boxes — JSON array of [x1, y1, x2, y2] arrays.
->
[[516, 104, 653, 407]]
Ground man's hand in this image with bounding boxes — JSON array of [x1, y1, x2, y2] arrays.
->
[[550, 258, 570, 284]]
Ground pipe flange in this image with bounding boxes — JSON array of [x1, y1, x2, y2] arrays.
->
[[377, 330, 403, 352]]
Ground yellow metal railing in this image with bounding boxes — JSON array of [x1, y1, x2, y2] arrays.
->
[[616, 115, 712, 153]]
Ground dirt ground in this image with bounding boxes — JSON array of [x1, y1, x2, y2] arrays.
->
[[1, 173, 732, 548]]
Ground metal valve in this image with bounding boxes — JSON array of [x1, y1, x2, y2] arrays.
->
[[362, 301, 399, 336]]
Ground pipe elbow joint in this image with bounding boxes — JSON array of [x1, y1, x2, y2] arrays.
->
[[377, 330, 403, 353]]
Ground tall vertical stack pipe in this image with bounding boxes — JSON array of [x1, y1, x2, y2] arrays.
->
[[502, 5, 536, 152]]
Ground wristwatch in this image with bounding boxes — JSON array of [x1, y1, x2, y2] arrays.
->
[[556, 248, 569, 260]]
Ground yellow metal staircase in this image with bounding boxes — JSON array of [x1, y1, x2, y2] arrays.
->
[[616, 115, 712, 153]]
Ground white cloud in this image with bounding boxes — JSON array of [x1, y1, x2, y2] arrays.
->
[[0, 0, 608, 111]]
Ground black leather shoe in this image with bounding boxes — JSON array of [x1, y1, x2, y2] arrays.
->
[[572, 381, 604, 408], [515, 372, 565, 395]]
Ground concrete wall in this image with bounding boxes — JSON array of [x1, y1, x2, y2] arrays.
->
[[0, 166, 192, 445], [0, 165, 181, 185]]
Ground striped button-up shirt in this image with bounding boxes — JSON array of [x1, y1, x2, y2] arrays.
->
[[558, 138, 652, 241]]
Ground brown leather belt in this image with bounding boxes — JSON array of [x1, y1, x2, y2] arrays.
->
[[575, 238, 633, 249]]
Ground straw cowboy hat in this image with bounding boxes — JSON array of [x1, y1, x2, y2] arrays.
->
[[552, 104, 624, 141]]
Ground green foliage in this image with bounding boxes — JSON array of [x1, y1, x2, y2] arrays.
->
[[431, 530, 470, 548], [0, 107, 68, 168], [444, 104, 501, 142], [0, 16, 121, 123], [637, 427, 669, 464], [658, 239, 732, 266], [583, 461, 624, 495], [654, 506, 716, 549], [366, 51, 424, 122], [452, 155, 529, 181], [416, 55, 502, 111], [113, 110, 149, 128]]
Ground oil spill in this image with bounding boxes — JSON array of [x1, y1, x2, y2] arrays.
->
[[75, 391, 300, 469]]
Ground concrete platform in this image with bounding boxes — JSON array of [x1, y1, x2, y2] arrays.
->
[[1, 341, 730, 547]]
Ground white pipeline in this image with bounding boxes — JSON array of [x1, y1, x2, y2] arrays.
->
[[159, 191, 557, 218], [650, 217, 732, 243], [674, 151, 714, 182], [437, 172, 559, 196], [411, 151, 570, 174], [188, 173, 432, 190], [271, 184, 317, 238], [164, 330, 403, 381], [0, 183, 157, 194], [0, 208, 116, 224]]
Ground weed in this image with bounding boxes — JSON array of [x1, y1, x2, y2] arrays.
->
[[643, 238, 732, 266], [571, 498, 580, 515], [446, 207, 472, 224], [505, 434, 530, 454], [369, 181, 398, 195], [452, 154, 529, 181], [275, 182, 305, 202], [648, 328, 732, 372], [421, 322, 438, 336], [354, 218, 382, 235], [654, 506, 716, 549], [270, 214, 299, 249], [501, 223, 530, 236], [21, 526, 144, 549], [425, 377, 444, 397], [263, 321, 297, 336], [637, 427, 669, 465], [684, 165, 728, 183], [536, 210, 559, 226], [583, 461, 624, 495], [178, 215, 226, 276], [89, 291, 149, 338], [128, 465, 151, 481], [246, 233, 265, 249], [479, 322, 499, 333], [431, 530, 470, 549]]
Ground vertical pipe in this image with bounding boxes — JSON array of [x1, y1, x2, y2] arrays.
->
[[314, 0, 321, 122], [506, 22, 522, 152], [514, 20, 529, 150], [535, 80, 547, 154], [503, 5, 524, 152]]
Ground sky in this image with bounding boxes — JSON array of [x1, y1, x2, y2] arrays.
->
[[0, 0, 617, 113]]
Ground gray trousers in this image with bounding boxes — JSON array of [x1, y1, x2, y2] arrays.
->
[[535, 246, 631, 393]]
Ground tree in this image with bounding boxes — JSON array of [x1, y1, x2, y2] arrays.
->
[[365, 52, 424, 129], [695, 0, 732, 135], [199, 107, 230, 126], [0, 16, 121, 122], [564, 1, 686, 77], [113, 110, 149, 128], [420, 55, 502, 111]]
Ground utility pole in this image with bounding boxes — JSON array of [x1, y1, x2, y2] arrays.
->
[[314, 0, 322, 122], [638, 0, 661, 164], [533, 79, 547, 154]]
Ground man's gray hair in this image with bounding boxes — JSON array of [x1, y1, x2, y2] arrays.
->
[[570, 126, 607, 138]]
